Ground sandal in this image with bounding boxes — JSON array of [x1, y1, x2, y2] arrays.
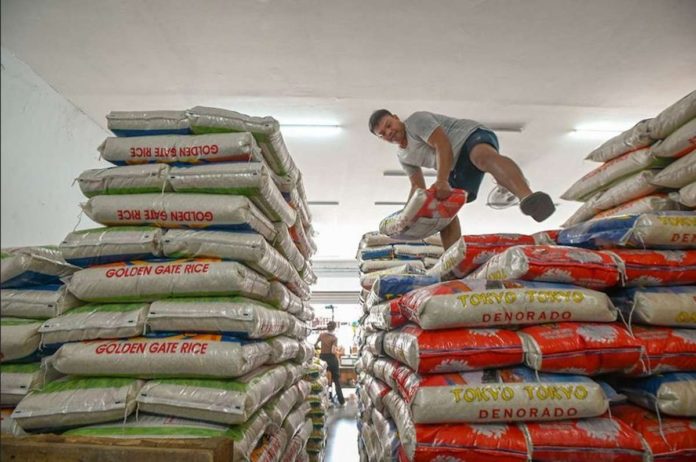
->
[[520, 192, 555, 222]]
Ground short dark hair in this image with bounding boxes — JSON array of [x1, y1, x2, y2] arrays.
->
[[327, 321, 337, 331], [368, 109, 393, 134]]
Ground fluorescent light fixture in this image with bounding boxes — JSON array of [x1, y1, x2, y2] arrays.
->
[[484, 123, 524, 133], [570, 122, 634, 139], [374, 201, 406, 206], [308, 201, 340, 206], [383, 170, 436, 177], [280, 123, 342, 137]]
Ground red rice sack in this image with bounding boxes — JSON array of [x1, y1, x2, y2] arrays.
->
[[391, 367, 608, 424], [652, 118, 696, 159], [469, 245, 622, 290], [585, 120, 654, 163], [625, 326, 696, 376], [427, 234, 535, 279], [523, 417, 646, 462], [52, 334, 272, 378], [365, 299, 408, 331], [67, 259, 270, 303], [379, 188, 468, 240], [399, 279, 617, 330], [383, 324, 523, 373], [519, 322, 643, 375], [609, 249, 696, 286], [613, 403, 696, 462]]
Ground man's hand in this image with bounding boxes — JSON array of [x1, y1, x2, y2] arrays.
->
[[432, 179, 452, 200]]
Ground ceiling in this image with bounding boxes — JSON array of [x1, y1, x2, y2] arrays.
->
[[2, 0, 696, 260]]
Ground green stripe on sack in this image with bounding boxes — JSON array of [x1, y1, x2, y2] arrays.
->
[[84, 187, 166, 197], [1, 318, 43, 326], [64, 426, 227, 438], [0, 362, 42, 373], [149, 377, 249, 392], [35, 377, 136, 394], [72, 226, 158, 234], [152, 296, 276, 310], [171, 187, 261, 196], [65, 303, 148, 314], [84, 291, 255, 303]]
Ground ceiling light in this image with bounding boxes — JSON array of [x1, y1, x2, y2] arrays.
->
[[374, 201, 406, 206], [307, 201, 340, 205], [280, 124, 342, 138], [570, 122, 634, 139], [383, 170, 436, 177]]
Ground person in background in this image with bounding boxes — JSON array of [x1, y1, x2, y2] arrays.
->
[[314, 321, 345, 406], [369, 109, 556, 249]]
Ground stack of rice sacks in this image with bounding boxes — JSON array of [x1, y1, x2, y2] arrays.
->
[[1, 246, 79, 436], [6, 108, 319, 462], [562, 90, 696, 227], [299, 359, 331, 462]]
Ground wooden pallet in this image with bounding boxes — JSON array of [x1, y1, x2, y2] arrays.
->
[[0, 434, 233, 462]]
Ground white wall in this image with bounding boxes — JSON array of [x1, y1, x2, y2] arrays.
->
[[1, 48, 107, 248]]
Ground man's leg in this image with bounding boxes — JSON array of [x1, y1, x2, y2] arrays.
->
[[439, 215, 461, 250]]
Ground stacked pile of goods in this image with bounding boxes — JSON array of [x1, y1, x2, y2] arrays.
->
[[562, 91, 696, 226], [2, 108, 320, 462]]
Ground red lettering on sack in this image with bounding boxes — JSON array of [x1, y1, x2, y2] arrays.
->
[[117, 209, 141, 221], [168, 211, 214, 222], [184, 263, 209, 274], [129, 147, 152, 158], [180, 342, 208, 354], [155, 264, 182, 275], [95, 343, 145, 354], [148, 342, 179, 354], [105, 266, 153, 278]]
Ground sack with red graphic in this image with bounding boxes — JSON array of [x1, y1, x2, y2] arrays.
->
[[609, 249, 696, 286], [613, 404, 696, 462], [625, 326, 696, 376], [519, 323, 643, 375], [469, 245, 622, 290], [523, 417, 646, 462], [383, 324, 523, 373], [365, 299, 407, 331], [399, 279, 617, 330], [379, 188, 468, 240], [427, 234, 535, 279]]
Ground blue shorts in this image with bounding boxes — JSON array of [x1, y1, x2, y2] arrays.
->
[[448, 128, 499, 202]]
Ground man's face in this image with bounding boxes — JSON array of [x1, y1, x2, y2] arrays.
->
[[373, 115, 405, 145]]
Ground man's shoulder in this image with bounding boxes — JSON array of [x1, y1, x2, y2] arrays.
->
[[405, 111, 435, 123]]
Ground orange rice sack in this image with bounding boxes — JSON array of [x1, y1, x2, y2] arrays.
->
[[608, 249, 696, 286], [625, 326, 696, 377]]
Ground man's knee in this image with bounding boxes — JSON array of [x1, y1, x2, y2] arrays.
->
[[469, 144, 501, 172]]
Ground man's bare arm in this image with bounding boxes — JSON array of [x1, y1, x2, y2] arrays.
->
[[408, 168, 427, 200]]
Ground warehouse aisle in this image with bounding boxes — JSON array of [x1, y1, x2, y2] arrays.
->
[[324, 388, 359, 462]]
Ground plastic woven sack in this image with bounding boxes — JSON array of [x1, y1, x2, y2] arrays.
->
[[99, 132, 261, 165], [290, 216, 315, 259], [625, 326, 696, 376], [137, 365, 287, 425], [77, 164, 171, 197], [383, 324, 523, 373], [609, 249, 696, 286], [648, 91, 696, 139], [562, 192, 604, 228], [147, 297, 291, 338], [651, 151, 696, 188], [273, 223, 307, 274], [267, 281, 304, 313], [523, 417, 645, 462], [364, 274, 440, 310], [1, 361, 61, 406], [282, 401, 312, 439], [677, 181, 696, 207], [1, 247, 78, 289], [52, 334, 272, 378], [60, 226, 163, 267], [0, 408, 26, 436], [39, 303, 149, 346], [106, 110, 191, 137], [0, 284, 82, 319], [558, 212, 696, 250], [593, 193, 683, 220], [469, 245, 622, 290], [652, 118, 696, 159], [585, 120, 654, 163], [67, 259, 269, 303], [360, 258, 426, 273], [612, 286, 696, 327], [427, 234, 535, 279], [267, 336, 301, 364], [399, 279, 617, 330], [359, 231, 442, 248], [592, 169, 662, 211], [365, 299, 408, 331], [280, 419, 313, 462], [613, 403, 696, 461], [11, 377, 143, 430], [0, 318, 42, 363], [619, 372, 696, 417], [264, 382, 305, 427], [360, 263, 426, 291], [82, 193, 277, 239], [168, 162, 297, 226], [393, 244, 443, 260], [379, 188, 467, 240], [519, 322, 643, 375], [250, 426, 288, 462]]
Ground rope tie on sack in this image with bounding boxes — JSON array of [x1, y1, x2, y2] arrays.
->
[[73, 208, 85, 232], [653, 400, 676, 452]]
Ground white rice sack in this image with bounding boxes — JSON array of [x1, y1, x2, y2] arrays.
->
[[563, 148, 669, 201], [82, 193, 277, 240], [137, 365, 287, 425], [591, 169, 662, 211], [60, 226, 163, 267], [187, 106, 299, 182], [11, 377, 143, 430], [652, 118, 696, 159], [360, 263, 426, 291], [39, 303, 149, 346], [371, 358, 401, 391], [360, 259, 425, 273], [264, 382, 305, 427], [584, 120, 654, 163], [382, 391, 417, 458], [0, 318, 42, 362], [379, 188, 468, 240], [365, 332, 385, 356], [147, 297, 291, 338], [359, 231, 442, 248], [67, 259, 269, 303], [287, 317, 311, 340], [400, 280, 617, 330], [250, 426, 289, 462], [285, 363, 308, 390], [106, 110, 191, 137], [267, 281, 304, 314], [52, 335, 272, 378], [283, 401, 312, 439], [593, 194, 683, 220], [561, 192, 604, 228], [301, 262, 317, 285], [649, 91, 696, 139], [651, 151, 696, 188], [393, 244, 443, 260], [0, 408, 26, 436], [77, 164, 170, 197], [358, 245, 394, 261], [297, 303, 314, 322], [273, 223, 307, 274], [1, 247, 78, 289], [168, 163, 297, 226], [290, 218, 315, 259], [281, 419, 313, 462], [1, 360, 62, 406], [613, 286, 696, 327], [0, 285, 82, 319], [267, 336, 301, 364], [99, 132, 261, 165], [678, 182, 696, 207], [295, 341, 315, 364], [620, 372, 696, 417]]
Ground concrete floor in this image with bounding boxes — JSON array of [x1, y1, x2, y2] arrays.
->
[[323, 387, 359, 462]]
